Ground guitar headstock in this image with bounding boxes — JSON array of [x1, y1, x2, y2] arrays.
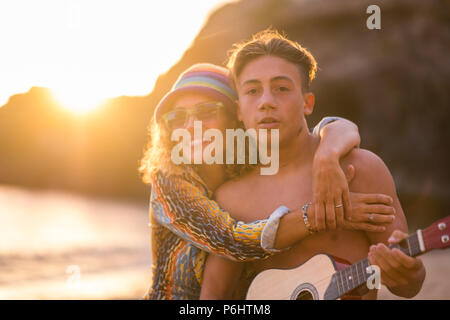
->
[[422, 216, 450, 251]]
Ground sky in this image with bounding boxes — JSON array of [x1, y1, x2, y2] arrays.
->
[[0, 0, 234, 113]]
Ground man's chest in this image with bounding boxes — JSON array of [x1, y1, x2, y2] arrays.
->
[[230, 174, 313, 223]]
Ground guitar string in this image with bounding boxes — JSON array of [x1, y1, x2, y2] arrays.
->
[[329, 235, 420, 296]]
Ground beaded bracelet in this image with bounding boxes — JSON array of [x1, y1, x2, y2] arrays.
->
[[302, 202, 315, 235]]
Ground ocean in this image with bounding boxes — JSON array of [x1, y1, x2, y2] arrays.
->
[[0, 185, 151, 299]]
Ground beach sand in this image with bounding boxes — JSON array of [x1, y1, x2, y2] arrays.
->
[[0, 185, 448, 299]]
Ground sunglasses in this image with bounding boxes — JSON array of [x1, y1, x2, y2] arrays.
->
[[162, 101, 226, 130]]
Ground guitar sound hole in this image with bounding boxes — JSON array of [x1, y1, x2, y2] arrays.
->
[[296, 290, 314, 300]]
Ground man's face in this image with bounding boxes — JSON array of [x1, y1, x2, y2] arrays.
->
[[236, 55, 314, 146]]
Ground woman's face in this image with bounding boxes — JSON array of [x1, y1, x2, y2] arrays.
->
[[167, 92, 236, 164]]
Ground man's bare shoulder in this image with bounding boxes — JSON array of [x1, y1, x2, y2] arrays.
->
[[342, 148, 408, 244], [341, 148, 396, 194], [343, 148, 386, 168]]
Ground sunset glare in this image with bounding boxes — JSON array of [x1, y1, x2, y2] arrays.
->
[[0, 0, 233, 114]]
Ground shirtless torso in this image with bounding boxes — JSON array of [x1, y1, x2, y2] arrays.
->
[[215, 145, 407, 300]]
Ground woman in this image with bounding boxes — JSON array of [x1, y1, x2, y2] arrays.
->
[[139, 63, 394, 299]]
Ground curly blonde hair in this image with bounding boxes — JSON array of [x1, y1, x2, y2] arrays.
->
[[139, 119, 186, 184]]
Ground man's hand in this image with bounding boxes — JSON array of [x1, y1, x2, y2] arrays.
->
[[309, 191, 395, 233], [368, 230, 426, 298], [341, 191, 396, 233]]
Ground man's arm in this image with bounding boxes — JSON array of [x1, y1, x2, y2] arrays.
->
[[200, 255, 244, 300], [344, 148, 426, 298], [344, 148, 407, 242]]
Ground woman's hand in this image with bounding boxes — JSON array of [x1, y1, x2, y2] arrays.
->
[[312, 153, 351, 232], [312, 118, 360, 232]]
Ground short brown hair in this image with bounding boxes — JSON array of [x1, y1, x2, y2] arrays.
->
[[227, 29, 317, 91]]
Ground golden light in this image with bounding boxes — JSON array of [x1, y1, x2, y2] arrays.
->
[[0, 0, 235, 111], [52, 87, 106, 115]]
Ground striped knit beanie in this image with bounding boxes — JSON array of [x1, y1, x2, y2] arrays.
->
[[154, 63, 238, 123]]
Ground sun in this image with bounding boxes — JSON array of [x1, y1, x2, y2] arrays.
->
[[52, 87, 106, 115], [2, 1, 234, 113]]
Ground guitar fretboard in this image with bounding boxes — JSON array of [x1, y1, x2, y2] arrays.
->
[[330, 232, 422, 299]]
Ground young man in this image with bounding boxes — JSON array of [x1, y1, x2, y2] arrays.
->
[[200, 30, 425, 299]]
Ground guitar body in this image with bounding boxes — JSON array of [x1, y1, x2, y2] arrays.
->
[[246, 216, 450, 300], [246, 254, 338, 300]]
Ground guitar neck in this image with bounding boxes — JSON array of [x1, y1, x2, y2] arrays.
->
[[328, 231, 425, 299]]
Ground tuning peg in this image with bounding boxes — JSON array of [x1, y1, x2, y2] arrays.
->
[[442, 235, 449, 244]]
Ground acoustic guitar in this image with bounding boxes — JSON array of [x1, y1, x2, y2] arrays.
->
[[246, 216, 450, 300]]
